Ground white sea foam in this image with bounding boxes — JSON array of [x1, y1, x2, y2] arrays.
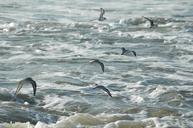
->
[[130, 95, 144, 103], [42, 95, 72, 110], [0, 22, 17, 32], [2, 113, 193, 128], [129, 31, 163, 39], [148, 85, 167, 98]]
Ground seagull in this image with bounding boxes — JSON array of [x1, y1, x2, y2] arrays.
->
[[121, 47, 136, 56], [15, 77, 37, 96], [143, 16, 158, 28], [93, 85, 112, 97], [89, 59, 105, 72], [98, 8, 106, 21]]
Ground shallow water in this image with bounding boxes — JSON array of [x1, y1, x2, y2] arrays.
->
[[0, 0, 193, 127]]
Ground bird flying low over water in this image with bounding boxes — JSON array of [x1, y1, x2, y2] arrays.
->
[[93, 85, 112, 97], [142, 16, 158, 28], [121, 47, 136, 56], [89, 59, 105, 72], [98, 8, 106, 21], [15, 77, 37, 96]]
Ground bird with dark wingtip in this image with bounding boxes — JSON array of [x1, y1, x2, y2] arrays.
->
[[89, 59, 105, 72], [15, 77, 37, 96], [93, 85, 112, 97], [143, 16, 158, 28], [98, 8, 106, 21], [121, 47, 136, 57]]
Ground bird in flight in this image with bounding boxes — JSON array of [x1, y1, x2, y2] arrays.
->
[[98, 8, 106, 21], [121, 47, 136, 56], [15, 77, 37, 96], [89, 59, 105, 72], [93, 85, 112, 97], [143, 16, 158, 28]]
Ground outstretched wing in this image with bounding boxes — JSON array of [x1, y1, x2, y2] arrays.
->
[[89, 59, 105, 72], [143, 16, 154, 27], [15, 77, 37, 96], [15, 80, 24, 96], [121, 47, 127, 55], [30, 79, 37, 96], [98, 61, 104, 72], [131, 51, 137, 56], [101, 8, 105, 16], [94, 85, 112, 97], [99, 8, 105, 21]]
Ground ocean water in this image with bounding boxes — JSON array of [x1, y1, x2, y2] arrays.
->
[[0, 0, 193, 127]]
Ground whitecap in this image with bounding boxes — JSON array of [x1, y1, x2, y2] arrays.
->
[[0, 22, 17, 32], [129, 95, 144, 103], [148, 85, 167, 98]]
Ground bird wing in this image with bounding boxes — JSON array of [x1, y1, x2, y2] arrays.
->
[[143, 16, 154, 26], [101, 8, 105, 16], [30, 79, 37, 96], [99, 8, 105, 20], [15, 80, 24, 95], [89, 60, 104, 72], [94, 85, 112, 97], [121, 48, 126, 55], [131, 51, 137, 56], [98, 61, 105, 72], [15, 78, 37, 96]]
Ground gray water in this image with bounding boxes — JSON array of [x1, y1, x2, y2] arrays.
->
[[0, 0, 193, 128]]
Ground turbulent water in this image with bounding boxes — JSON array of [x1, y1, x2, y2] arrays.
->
[[0, 0, 193, 128]]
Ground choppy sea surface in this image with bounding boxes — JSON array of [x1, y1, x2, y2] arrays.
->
[[0, 0, 193, 128]]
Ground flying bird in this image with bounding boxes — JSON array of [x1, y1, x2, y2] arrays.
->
[[98, 8, 106, 21], [89, 59, 105, 72], [143, 16, 157, 28], [121, 47, 136, 56], [93, 85, 112, 97], [15, 77, 37, 96]]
